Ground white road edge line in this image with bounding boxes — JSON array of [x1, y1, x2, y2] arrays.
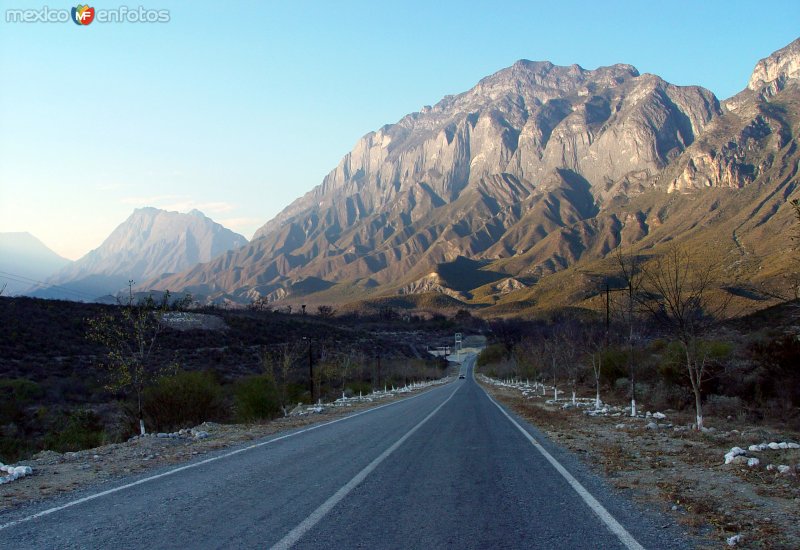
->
[[270, 383, 462, 550], [0, 382, 450, 532], [480, 385, 645, 550]]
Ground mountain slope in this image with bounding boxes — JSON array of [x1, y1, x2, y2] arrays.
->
[[146, 59, 723, 304], [146, 38, 800, 312], [0, 233, 71, 296], [35, 208, 247, 300]]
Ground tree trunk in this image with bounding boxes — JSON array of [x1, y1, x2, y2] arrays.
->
[[685, 344, 704, 430], [694, 388, 704, 430], [137, 389, 146, 435]]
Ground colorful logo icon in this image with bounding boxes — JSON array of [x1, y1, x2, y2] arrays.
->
[[71, 4, 95, 25]]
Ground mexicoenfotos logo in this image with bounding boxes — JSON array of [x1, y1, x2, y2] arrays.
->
[[71, 4, 94, 25], [5, 5, 170, 24]]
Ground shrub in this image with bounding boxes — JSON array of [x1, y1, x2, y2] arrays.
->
[[0, 378, 44, 402], [234, 374, 281, 422], [142, 370, 226, 432], [599, 348, 629, 384], [705, 394, 745, 419], [477, 344, 507, 368], [345, 381, 372, 396], [44, 409, 105, 452]]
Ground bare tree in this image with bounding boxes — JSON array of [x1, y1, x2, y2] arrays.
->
[[267, 342, 305, 415], [556, 323, 583, 405], [0, 282, 6, 296], [512, 337, 542, 383], [543, 336, 562, 401], [640, 244, 731, 430], [614, 247, 646, 417], [582, 323, 606, 409]]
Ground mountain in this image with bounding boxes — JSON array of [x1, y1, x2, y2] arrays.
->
[[34, 208, 248, 301], [144, 38, 800, 313], [0, 233, 71, 296]]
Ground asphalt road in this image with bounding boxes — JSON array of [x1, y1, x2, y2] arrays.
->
[[0, 356, 694, 549]]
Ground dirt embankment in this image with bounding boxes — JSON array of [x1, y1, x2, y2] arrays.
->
[[480, 379, 800, 549]]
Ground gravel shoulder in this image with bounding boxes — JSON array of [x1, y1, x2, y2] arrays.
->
[[480, 378, 800, 549], [0, 384, 446, 515]]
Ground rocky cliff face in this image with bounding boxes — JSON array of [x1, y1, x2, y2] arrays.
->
[[667, 38, 800, 194], [149, 59, 722, 303], [748, 37, 800, 97], [36, 208, 247, 300], [146, 38, 800, 309]]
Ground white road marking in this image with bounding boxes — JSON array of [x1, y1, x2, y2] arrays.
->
[[0, 384, 448, 532], [480, 384, 645, 550], [271, 383, 462, 550]]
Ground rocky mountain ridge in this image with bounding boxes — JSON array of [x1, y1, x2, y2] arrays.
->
[[145, 38, 800, 312]]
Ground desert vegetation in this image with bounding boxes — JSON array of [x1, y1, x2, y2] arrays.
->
[[478, 298, 799, 433], [0, 297, 455, 462]]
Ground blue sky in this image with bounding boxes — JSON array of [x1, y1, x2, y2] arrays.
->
[[0, 0, 798, 260]]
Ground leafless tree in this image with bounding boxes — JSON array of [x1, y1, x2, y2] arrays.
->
[[640, 243, 731, 430], [613, 247, 646, 417], [557, 323, 583, 405], [582, 323, 606, 409]]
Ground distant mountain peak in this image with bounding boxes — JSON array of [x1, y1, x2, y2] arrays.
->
[[748, 36, 800, 94], [0, 232, 71, 295], [33, 209, 248, 301]]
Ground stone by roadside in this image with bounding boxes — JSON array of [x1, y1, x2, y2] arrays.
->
[[0, 380, 449, 514], [479, 377, 800, 549]]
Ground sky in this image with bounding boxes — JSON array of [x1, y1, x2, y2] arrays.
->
[[0, 1, 798, 260]]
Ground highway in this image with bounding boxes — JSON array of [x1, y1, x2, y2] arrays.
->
[[0, 355, 693, 549]]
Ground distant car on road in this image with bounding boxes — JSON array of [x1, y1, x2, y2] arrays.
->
[[458, 374, 466, 379]]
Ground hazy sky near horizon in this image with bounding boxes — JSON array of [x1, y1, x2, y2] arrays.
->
[[1, 1, 798, 260]]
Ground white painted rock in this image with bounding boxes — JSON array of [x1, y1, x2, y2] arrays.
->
[[768, 442, 781, 450], [652, 412, 666, 420], [747, 458, 760, 467], [724, 447, 747, 464], [788, 442, 800, 449], [727, 534, 743, 546], [777, 465, 792, 474], [748, 445, 761, 452]]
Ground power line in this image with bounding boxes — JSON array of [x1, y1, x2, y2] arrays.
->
[[0, 270, 102, 300]]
